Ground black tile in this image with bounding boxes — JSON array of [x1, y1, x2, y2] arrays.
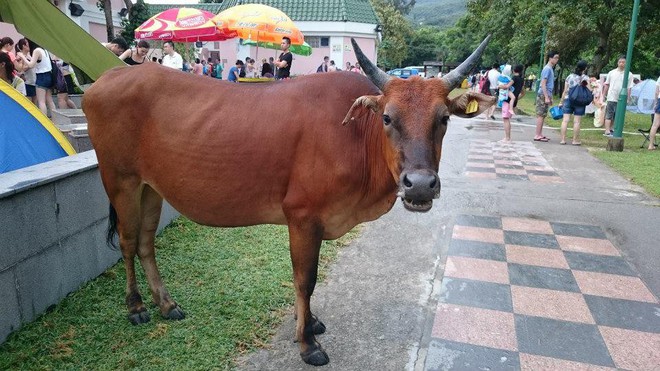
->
[[497, 174, 529, 180], [527, 170, 559, 177], [504, 231, 559, 249], [515, 315, 614, 367], [425, 339, 519, 371], [508, 264, 580, 292], [466, 158, 495, 163], [439, 277, 513, 312], [466, 167, 496, 173], [584, 295, 660, 333], [448, 239, 506, 261], [563, 251, 636, 277], [522, 161, 543, 166], [498, 164, 525, 169], [455, 215, 502, 229], [550, 222, 607, 239]]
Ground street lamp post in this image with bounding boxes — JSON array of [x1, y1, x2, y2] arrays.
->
[[607, 0, 640, 152]]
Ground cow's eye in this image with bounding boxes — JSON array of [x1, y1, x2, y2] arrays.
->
[[383, 114, 392, 125], [441, 116, 450, 125]]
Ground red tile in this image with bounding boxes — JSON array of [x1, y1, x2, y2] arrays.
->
[[502, 217, 554, 234], [599, 326, 660, 370], [520, 353, 615, 370], [523, 165, 554, 172], [495, 168, 527, 175], [452, 225, 504, 244], [466, 172, 497, 179], [573, 271, 657, 303], [432, 303, 517, 351], [494, 159, 523, 166], [556, 236, 620, 256], [506, 244, 569, 269], [511, 285, 595, 324], [444, 256, 509, 284]]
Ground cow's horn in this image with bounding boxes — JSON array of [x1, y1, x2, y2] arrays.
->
[[351, 38, 390, 91], [442, 34, 492, 90]]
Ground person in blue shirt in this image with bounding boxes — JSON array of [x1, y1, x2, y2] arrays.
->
[[534, 50, 559, 142], [227, 60, 244, 83]]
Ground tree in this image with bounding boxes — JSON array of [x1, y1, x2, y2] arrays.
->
[[97, 0, 114, 42], [371, 0, 414, 68], [120, 0, 150, 46], [388, 0, 416, 15]]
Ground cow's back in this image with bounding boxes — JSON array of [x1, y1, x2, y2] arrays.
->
[[84, 64, 386, 233]]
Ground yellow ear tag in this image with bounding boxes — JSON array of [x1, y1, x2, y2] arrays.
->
[[465, 99, 478, 114]]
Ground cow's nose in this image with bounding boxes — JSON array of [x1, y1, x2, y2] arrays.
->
[[401, 170, 441, 200]]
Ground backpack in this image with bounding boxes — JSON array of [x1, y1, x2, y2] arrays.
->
[[238, 67, 246, 78], [568, 82, 593, 106], [479, 71, 491, 95], [48, 52, 67, 93]]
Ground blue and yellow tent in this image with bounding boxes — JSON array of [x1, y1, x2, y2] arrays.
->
[[0, 79, 76, 173]]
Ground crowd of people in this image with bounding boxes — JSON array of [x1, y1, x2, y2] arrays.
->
[[469, 51, 659, 150]]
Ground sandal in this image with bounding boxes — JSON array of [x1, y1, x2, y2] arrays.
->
[[533, 137, 550, 142], [572, 142, 581, 146], [560, 141, 566, 145]]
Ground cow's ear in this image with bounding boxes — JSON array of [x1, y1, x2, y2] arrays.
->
[[342, 95, 382, 125], [448, 92, 497, 118]]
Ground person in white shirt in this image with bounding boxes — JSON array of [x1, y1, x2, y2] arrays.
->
[[647, 76, 660, 150], [485, 64, 501, 120], [161, 41, 183, 70], [602, 56, 634, 136]]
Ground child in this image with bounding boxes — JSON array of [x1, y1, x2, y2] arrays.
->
[[497, 64, 516, 111]]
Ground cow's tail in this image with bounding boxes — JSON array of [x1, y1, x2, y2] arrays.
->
[[107, 204, 119, 249]]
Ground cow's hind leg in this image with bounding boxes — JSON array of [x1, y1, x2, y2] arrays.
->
[[110, 180, 150, 325], [137, 185, 184, 320], [288, 219, 329, 366]]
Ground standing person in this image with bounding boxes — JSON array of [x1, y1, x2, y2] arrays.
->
[[346, 61, 352, 71], [161, 41, 183, 70], [0, 52, 25, 95], [602, 56, 634, 137], [485, 64, 501, 120], [558, 60, 590, 145], [206, 58, 214, 77], [647, 75, 660, 150], [227, 60, 243, 83], [21, 41, 56, 116], [246, 58, 257, 78], [268, 57, 275, 76], [589, 75, 605, 128], [260, 58, 272, 77], [328, 60, 337, 72], [274, 37, 292, 80], [55, 59, 77, 109], [351, 62, 362, 74], [499, 65, 525, 142], [214, 59, 224, 79], [120, 40, 150, 65], [192, 58, 203, 75], [317, 56, 329, 73], [15, 38, 36, 103], [534, 50, 560, 142]]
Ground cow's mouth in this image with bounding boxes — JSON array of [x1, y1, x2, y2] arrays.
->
[[401, 197, 433, 212]]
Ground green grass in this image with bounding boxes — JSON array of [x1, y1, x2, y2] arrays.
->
[[0, 219, 360, 370]]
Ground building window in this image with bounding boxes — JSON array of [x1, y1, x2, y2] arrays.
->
[[305, 37, 330, 48]]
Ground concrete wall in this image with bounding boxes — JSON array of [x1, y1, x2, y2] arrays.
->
[[0, 151, 179, 344]]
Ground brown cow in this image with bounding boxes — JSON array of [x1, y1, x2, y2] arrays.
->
[[83, 36, 495, 366]]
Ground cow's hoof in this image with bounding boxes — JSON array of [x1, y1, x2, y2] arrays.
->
[[128, 310, 151, 325], [301, 347, 329, 366], [311, 317, 326, 335], [164, 305, 185, 320]]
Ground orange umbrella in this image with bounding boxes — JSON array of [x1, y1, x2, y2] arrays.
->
[[135, 7, 236, 42], [212, 4, 305, 45]]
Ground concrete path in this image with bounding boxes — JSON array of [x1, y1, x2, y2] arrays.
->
[[238, 115, 660, 370]]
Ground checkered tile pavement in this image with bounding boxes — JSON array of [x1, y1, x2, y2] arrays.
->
[[465, 139, 563, 183], [426, 215, 660, 370]]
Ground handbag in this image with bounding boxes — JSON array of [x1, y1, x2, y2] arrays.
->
[[550, 105, 563, 120]]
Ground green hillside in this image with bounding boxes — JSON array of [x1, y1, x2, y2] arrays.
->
[[408, 0, 467, 29]]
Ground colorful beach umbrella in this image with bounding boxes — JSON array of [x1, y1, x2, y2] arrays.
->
[[213, 4, 305, 45], [135, 7, 236, 42]]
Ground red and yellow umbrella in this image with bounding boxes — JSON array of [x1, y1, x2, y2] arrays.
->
[[212, 4, 305, 45], [135, 7, 236, 42]]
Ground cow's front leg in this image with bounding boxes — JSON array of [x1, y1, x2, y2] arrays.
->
[[288, 220, 329, 366]]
